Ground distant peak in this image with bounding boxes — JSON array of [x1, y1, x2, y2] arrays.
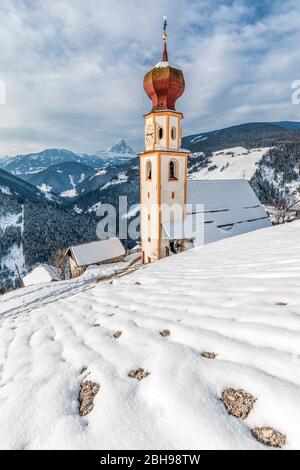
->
[[106, 139, 135, 154]]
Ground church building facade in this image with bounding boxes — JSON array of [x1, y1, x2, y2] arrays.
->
[[139, 19, 271, 265], [139, 20, 189, 263]]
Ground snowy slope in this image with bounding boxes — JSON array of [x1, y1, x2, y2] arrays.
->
[[0, 222, 300, 449], [189, 147, 270, 181], [24, 162, 96, 198]]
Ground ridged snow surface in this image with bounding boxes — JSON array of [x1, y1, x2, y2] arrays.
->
[[0, 222, 300, 449]]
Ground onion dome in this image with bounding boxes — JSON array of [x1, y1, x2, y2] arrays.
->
[[143, 17, 185, 112]]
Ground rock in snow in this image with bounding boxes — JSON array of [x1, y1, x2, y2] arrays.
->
[[202, 352, 218, 359], [159, 329, 171, 337], [221, 388, 256, 420], [79, 381, 100, 417], [128, 368, 150, 381], [251, 427, 286, 448], [0, 221, 300, 449], [113, 330, 123, 339]]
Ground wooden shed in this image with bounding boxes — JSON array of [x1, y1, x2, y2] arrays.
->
[[65, 238, 126, 278]]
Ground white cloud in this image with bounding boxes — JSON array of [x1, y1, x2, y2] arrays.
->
[[1, 0, 300, 155]]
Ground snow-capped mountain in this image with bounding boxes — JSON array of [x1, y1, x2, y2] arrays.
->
[[0, 144, 136, 200], [106, 139, 135, 155], [1, 149, 105, 176], [0, 155, 14, 169], [96, 139, 136, 160], [2, 122, 300, 295]]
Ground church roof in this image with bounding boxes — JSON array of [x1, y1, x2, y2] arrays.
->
[[163, 179, 271, 245], [65, 238, 125, 267], [143, 17, 185, 112]]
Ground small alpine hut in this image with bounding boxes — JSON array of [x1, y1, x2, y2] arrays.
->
[[65, 237, 126, 278], [23, 264, 61, 287]]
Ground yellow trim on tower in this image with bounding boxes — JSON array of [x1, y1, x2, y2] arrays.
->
[[144, 110, 183, 119], [166, 115, 170, 148], [178, 118, 182, 147], [139, 155, 144, 257], [156, 152, 161, 260], [138, 150, 189, 157], [184, 154, 188, 207]]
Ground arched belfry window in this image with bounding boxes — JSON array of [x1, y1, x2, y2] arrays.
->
[[146, 160, 152, 180], [171, 127, 176, 140], [169, 159, 178, 180], [158, 126, 163, 140]]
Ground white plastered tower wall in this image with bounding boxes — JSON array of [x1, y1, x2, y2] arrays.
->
[[144, 111, 182, 152], [139, 110, 189, 263]]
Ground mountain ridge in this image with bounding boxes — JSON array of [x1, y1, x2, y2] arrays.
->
[[2, 122, 300, 294]]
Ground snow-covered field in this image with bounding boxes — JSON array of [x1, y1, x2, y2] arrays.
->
[[189, 147, 269, 181], [0, 258, 139, 318], [0, 222, 300, 450]]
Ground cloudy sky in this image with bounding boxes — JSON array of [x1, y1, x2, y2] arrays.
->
[[1, 0, 300, 156]]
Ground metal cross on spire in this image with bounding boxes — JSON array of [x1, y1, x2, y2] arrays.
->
[[162, 15, 168, 62], [163, 14, 167, 41]]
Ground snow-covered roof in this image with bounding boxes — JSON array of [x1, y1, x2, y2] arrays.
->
[[22, 264, 61, 287], [163, 180, 271, 244], [66, 238, 125, 267], [154, 61, 181, 70]]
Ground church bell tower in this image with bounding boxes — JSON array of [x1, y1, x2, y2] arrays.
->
[[139, 17, 189, 264]]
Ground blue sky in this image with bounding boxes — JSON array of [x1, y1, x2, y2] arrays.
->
[[1, 0, 300, 155]]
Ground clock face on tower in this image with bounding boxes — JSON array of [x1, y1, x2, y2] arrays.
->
[[145, 123, 154, 146]]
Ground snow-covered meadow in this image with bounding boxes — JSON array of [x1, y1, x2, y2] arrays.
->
[[0, 221, 300, 449], [189, 147, 269, 181]]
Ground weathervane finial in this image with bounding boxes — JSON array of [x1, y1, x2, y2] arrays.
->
[[163, 14, 167, 41], [162, 14, 168, 62]]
